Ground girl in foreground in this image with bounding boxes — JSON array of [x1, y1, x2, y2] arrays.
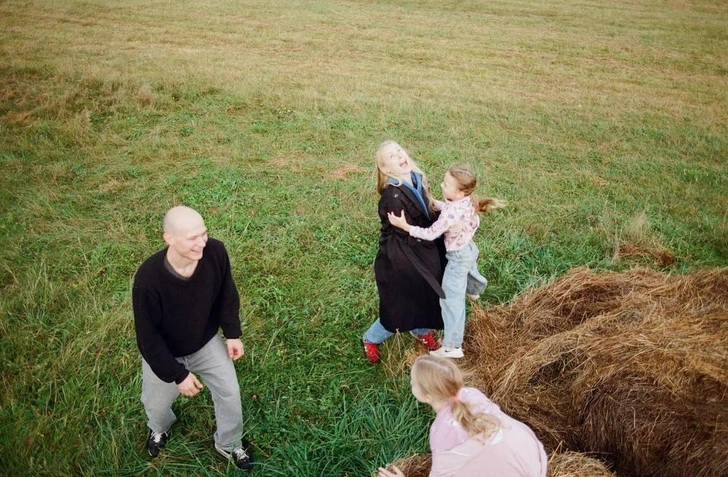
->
[[378, 356, 547, 477]]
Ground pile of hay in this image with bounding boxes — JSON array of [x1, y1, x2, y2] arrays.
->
[[546, 451, 617, 477], [379, 451, 617, 477], [378, 454, 431, 477], [464, 267, 728, 477]]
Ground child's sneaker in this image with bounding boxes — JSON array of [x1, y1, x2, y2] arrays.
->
[[466, 293, 480, 301], [430, 347, 464, 359], [413, 331, 440, 351], [363, 340, 381, 364]]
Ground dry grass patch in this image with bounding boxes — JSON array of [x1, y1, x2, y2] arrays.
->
[[612, 212, 674, 267], [3, 0, 726, 121]]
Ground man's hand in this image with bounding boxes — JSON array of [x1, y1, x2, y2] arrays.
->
[[227, 338, 244, 361], [378, 465, 405, 477], [387, 210, 411, 232], [177, 373, 204, 397]]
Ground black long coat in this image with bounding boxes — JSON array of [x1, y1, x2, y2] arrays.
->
[[374, 182, 446, 333]]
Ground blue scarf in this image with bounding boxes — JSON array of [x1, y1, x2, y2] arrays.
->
[[389, 172, 430, 219]]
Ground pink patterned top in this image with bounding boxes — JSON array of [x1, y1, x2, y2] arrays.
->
[[408, 197, 479, 251]]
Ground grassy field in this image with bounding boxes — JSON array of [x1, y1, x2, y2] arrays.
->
[[1, 0, 726, 475]]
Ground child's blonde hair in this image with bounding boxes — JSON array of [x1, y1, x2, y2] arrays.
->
[[447, 165, 506, 213], [375, 140, 436, 213], [412, 355, 500, 440]]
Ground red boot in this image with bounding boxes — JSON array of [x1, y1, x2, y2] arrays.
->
[[363, 341, 381, 364], [414, 331, 440, 351]]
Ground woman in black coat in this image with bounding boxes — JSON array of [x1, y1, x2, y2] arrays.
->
[[362, 140, 446, 364]]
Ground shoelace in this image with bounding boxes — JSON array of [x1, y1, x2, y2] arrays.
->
[[232, 448, 249, 460]]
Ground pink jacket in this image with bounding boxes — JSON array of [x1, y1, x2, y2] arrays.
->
[[429, 388, 548, 477]]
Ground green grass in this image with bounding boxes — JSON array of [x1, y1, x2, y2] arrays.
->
[[1, 0, 727, 475]]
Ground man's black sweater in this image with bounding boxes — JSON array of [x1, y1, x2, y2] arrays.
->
[[133, 238, 241, 383]]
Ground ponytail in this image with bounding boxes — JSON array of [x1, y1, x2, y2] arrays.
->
[[474, 197, 507, 214], [451, 397, 500, 441]]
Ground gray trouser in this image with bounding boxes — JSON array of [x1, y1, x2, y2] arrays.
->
[[141, 333, 243, 451]]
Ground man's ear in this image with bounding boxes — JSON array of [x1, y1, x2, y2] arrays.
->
[[163, 232, 173, 247]]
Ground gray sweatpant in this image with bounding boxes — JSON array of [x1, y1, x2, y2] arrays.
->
[[141, 333, 244, 451]]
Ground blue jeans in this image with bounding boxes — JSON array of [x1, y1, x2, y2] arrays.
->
[[440, 242, 487, 348], [363, 318, 431, 344], [141, 334, 244, 452]]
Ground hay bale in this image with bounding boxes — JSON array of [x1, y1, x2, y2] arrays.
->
[[548, 451, 617, 477], [376, 454, 431, 477], [377, 451, 616, 477], [464, 267, 728, 477]]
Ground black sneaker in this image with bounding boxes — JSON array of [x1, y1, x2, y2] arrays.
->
[[147, 430, 169, 458], [215, 443, 253, 470]]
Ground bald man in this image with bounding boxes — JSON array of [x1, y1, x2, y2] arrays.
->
[[133, 206, 252, 470]]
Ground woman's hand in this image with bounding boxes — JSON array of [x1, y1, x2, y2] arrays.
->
[[378, 464, 405, 477], [450, 220, 465, 234], [387, 211, 411, 232]]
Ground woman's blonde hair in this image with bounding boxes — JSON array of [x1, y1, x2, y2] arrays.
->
[[375, 140, 436, 213], [447, 165, 506, 213], [412, 355, 500, 440]]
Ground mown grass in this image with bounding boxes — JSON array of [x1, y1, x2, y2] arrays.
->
[[1, 0, 726, 475]]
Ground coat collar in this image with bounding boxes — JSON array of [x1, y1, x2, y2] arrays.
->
[[398, 183, 428, 216], [388, 173, 429, 217]]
